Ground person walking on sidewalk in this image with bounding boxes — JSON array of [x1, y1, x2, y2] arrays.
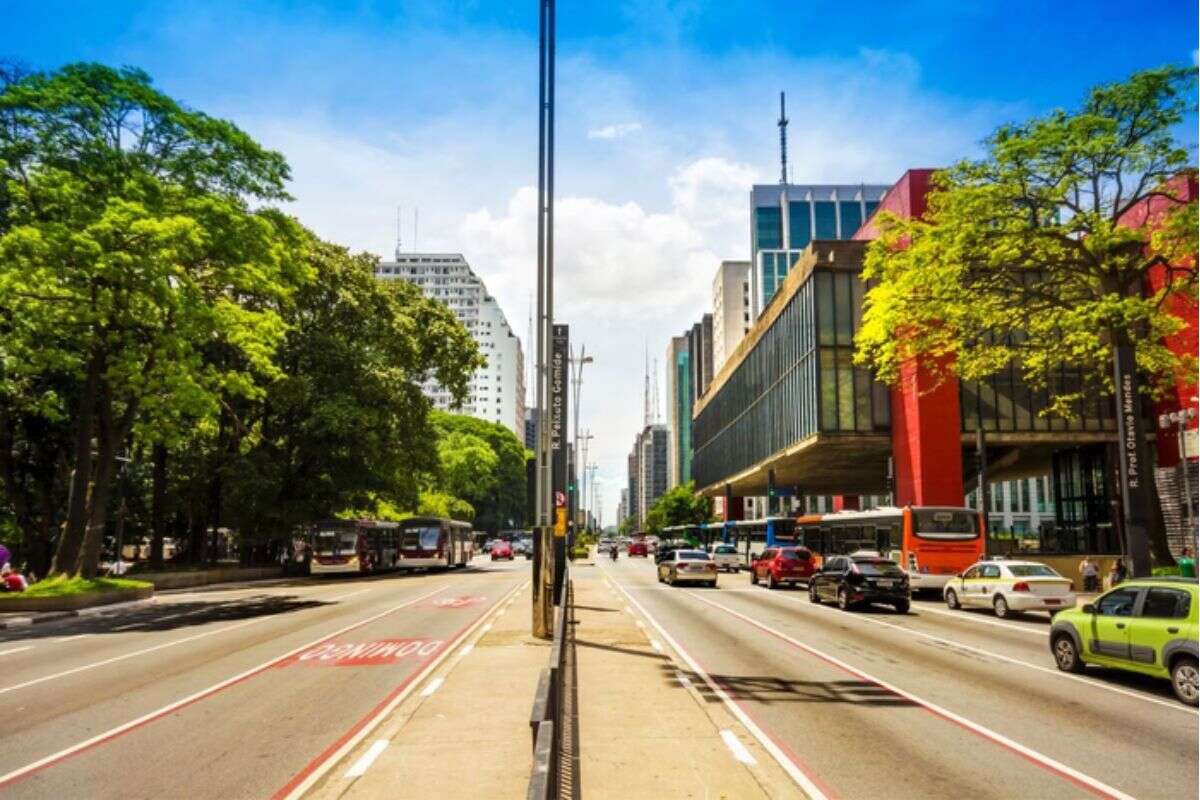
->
[[1079, 557, 1099, 593], [1108, 558, 1127, 588]]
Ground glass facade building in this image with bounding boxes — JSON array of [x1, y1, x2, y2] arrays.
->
[[749, 184, 890, 319]]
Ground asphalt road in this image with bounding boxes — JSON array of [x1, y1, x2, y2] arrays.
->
[[601, 556, 1198, 800], [0, 558, 530, 799]]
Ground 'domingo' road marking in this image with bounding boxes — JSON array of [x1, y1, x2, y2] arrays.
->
[[686, 591, 1136, 800]]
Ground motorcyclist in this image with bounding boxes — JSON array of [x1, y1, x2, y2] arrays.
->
[[610, 543, 618, 561]]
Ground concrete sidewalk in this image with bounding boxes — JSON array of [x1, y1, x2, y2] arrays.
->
[[573, 565, 802, 799]]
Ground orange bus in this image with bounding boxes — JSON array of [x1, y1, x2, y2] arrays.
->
[[795, 506, 984, 593]]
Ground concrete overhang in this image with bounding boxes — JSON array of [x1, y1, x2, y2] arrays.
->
[[697, 432, 893, 498]]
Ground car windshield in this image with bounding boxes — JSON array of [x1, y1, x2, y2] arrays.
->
[[854, 560, 904, 576], [401, 527, 441, 550], [1007, 564, 1059, 577], [677, 551, 709, 561], [779, 548, 808, 560], [714, 546, 736, 554]]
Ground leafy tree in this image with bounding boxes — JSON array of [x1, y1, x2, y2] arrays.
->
[[856, 66, 1197, 566], [429, 411, 527, 533], [437, 431, 498, 500], [644, 482, 714, 535]]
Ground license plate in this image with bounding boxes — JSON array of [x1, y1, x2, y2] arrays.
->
[[1044, 599, 1060, 605], [876, 579, 894, 588]]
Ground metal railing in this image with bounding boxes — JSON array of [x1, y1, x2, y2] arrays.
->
[[527, 565, 574, 799]]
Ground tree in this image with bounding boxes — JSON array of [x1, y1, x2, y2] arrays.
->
[[429, 411, 527, 533], [856, 66, 1197, 567], [644, 482, 714, 535]]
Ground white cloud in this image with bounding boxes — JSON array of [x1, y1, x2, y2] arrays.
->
[[587, 122, 643, 140]]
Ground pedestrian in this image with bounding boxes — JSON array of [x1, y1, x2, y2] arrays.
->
[[1108, 558, 1127, 588], [1, 563, 27, 593], [1078, 556, 1099, 593]]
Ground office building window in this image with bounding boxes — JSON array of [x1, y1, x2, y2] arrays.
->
[[814, 202, 837, 239], [788, 201, 811, 249], [754, 207, 782, 250], [839, 201, 863, 239]]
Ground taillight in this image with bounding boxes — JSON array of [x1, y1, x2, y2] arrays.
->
[[1012, 582, 1030, 592], [707, 563, 717, 571]]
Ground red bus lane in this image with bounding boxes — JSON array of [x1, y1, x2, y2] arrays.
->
[[0, 576, 525, 800]]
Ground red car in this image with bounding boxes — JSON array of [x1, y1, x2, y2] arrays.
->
[[491, 541, 513, 561], [628, 540, 649, 557], [750, 546, 816, 589]]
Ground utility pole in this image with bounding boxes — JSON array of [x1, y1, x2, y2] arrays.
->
[[578, 429, 594, 530], [569, 344, 594, 541], [532, 0, 556, 638]]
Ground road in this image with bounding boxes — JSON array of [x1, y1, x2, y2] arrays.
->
[[601, 556, 1198, 800], [0, 559, 529, 799]]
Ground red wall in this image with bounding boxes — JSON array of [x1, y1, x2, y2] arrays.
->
[[853, 168, 937, 240]]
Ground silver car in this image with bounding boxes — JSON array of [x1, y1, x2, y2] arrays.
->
[[709, 543, 741, 572], [657, 550, 719, 588]]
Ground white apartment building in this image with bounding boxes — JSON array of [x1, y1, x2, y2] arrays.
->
[[712, 260, 751, 372], [374, 253, 525, 438]]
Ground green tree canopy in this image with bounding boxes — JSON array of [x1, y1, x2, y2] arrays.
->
[[644, 482, 714, 535], [428, 411, 527, 532], [856, 65, 1198, 414]]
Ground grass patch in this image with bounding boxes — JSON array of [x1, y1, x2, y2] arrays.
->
[[0, 575, 152, 600]]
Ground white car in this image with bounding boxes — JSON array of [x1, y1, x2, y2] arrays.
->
[[943, 560, 1076, 618], [708, 543, 741, 572]]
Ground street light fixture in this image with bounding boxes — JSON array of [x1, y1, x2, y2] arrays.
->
[[1159, 407, 1198, 549]]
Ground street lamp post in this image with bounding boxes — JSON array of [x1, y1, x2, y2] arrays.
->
[[569, 345, 594, 541]]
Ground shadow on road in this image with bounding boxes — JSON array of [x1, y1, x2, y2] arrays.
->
[[665, 663, 918, 708]]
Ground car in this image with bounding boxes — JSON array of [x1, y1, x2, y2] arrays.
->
[[750, 546, 816, 589], [944, 559, 1076, 618], [628, 540, 649, 557], [809, 554, 910, 613], [598, 538, 615, 554], [1049, 578, 1198, 706], [482, 539, 496, 555], [490, 540, 513, 561], [657, 550, 718, 588], [708, 543, 741, 572]]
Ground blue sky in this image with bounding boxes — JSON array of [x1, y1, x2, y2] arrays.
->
[[6, 1, 1197, 520]]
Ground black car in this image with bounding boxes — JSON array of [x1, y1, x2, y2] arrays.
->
[[809, 555, 910, 613]]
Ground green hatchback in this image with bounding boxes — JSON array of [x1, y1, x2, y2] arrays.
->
[[1049, 577, 1199, 705]]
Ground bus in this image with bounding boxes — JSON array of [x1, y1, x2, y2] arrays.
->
[[396, 517, 474, 570], [308, 520, 401, 575], [795, 506, 983, 592]]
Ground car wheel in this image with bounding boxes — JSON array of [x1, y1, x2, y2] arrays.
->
[[667, 572, 675, 587], [809, 584, 822, 605], [767, 572, 778, 590], [993, 595, 1010, 619], [837, 588, 851, 610], [750, 570, 758, 586], [1052, 634, 1085, 674], [709, 581, 718, 589], [1171, 656, 1199, 706], [894, 600, 910, 614], [945, 589, 960, 610]]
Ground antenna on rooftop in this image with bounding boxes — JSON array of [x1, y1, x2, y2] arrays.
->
[[778, 91, 788, 186], [400, 205, 410, 261]]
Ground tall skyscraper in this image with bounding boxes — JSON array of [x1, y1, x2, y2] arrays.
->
[[749, 183, 890, 318], [374, 253, 526, 438], [664, 335, 690, 488], [629, 424, 668, 529], [712, 260, 751, 372]]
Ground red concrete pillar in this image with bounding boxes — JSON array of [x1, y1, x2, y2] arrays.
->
[[890, 357, 964, 507], [832, 496, 860, 511]]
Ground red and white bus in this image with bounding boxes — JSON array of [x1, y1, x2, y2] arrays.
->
[[396, 517, 474, 570], [795, 506, 984, 592], [308, 520, 401, 575]]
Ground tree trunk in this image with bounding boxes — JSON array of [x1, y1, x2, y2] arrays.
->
[[79, 394, 117, 579], [150, 442, 168, 569], [52, 352, 102, 576]]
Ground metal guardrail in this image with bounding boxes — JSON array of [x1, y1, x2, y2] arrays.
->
[[528, 566, 573, 800]]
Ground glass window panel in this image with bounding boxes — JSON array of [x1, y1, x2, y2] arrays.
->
[[854, 367, 872, 432], [839, 201, 863, 240], [837, 350, 855, 431], [978, 378, 998, 431], [834, 272, 853, 346], [961, 380, 979, 432], [788, 201, 811, 249], [816, 272, 835, 345], [819, 348, 838, 430], [814, 201, 837, 239], [872, 380, 890, 428], [851, 275, 865, 334], [755, 206, 782, 250], [864, 201, 880, 220]]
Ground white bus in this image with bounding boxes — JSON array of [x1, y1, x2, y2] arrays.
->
[[308, 520, 401, 575], [397, 517, 474, 570]]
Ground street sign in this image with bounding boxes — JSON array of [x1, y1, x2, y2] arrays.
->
[[554, 507, 567, 537], [554, 490, 566, 508]]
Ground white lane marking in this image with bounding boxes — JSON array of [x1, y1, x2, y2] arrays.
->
[[635, 620, 646, 629], [721, 729, 757, 765], [687, 591, 1136, 800], [603, 568, 831, 800], [674, 670, 692, 688], [0, 584, 452, 790], [0, 616, 271, 697], [770, 592, 1196, 716], [0, 646, 33, 657], [458, 643, 474, 658], [915, 603, 1046, 637], [53, 634, 91, 644], [649, 639, 663, 653], [343, 739, 389, 778], [278, 578, 529, 800], [420, 677, 445, 697], [326, 588, 371, 602], [480, 623, 493, 633]]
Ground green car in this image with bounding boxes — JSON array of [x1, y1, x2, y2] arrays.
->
[[1049, 577, 1198, 705]]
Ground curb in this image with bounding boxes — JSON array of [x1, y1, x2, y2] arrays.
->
[[0, 597, 157, 630]]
